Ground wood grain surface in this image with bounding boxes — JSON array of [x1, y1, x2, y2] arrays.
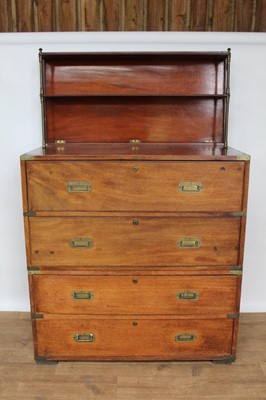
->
[[1, 0, 264, 32], [31, 275, 240, 315], [34, 317, 233, 360], [26, 161, 244, 212], [28, 216, 241, 267]]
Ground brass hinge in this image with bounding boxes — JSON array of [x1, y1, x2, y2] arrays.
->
[[20, 154, 34, 161], [28, 267, 41, 275], [129, 139, 141, 143], [237, 154, 250, 161], [23, 211, 36, 217], [230, 267, 242, 276], [232, 211, 246, 217], [227, 313, 239, 319], [55, 139, 66, 144], [31, 313, 43, 319]]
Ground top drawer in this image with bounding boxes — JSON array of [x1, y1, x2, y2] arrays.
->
[[26, 161, 244, 212]]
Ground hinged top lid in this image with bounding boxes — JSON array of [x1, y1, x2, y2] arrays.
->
[[39, 49, 231, 148]]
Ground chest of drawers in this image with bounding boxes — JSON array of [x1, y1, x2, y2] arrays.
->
[[21, 49, 250, 363]]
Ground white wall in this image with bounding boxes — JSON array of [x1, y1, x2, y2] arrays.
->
[[0, 32, 265, 312]]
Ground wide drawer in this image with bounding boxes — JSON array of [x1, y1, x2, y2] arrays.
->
[[34, 317, 233, 360], [26, 161, 244, 212], [29, 216, 240, 267], [32, 275, 239, 315]]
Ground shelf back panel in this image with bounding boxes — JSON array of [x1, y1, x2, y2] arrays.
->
[[46, 97, 224, 144]]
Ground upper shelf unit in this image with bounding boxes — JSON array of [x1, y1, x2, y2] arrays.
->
[[41, 51, 229, 97], [39, 50, 231, 147]]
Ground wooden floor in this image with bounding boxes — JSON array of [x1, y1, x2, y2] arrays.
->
[[0, 313, 265, 399]]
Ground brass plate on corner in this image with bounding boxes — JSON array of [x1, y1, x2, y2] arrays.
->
[[237, 155, 250, 161], [20, 155, 34, 161]]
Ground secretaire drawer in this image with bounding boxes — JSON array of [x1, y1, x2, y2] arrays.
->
[[31, 275, 239, 315], [34, 317, 233, 360], [26, 161, 244, 212], [29, 216, 240, 267]]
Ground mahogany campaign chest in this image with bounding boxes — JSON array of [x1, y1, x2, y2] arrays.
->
[[21, 49, 250, 363]]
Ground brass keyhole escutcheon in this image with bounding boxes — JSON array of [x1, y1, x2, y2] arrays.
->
[[132, 166, 139, 172], [133, 321, 138, 326], [133, 219, 139, 225], [132, 278, 138, 284]]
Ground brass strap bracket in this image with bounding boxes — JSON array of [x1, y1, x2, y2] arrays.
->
[[28, 267, 41, 275], [232, 211, 246, 217], [24, 211, 36, 217], [20, 155, 34, 161], [230, 267, 242, 276], [237, 155, 250, 161], [31, 313, 43, 319], [227, 313, 239, 319], [213, 355, 235, 364], [35, 356, 58, 365]]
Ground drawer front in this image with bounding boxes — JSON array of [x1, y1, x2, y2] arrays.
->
[[26, 161, 244, 212], [29, 216, 240, 267], [32, 275, 239, 315], [35, 318, 233, 360]]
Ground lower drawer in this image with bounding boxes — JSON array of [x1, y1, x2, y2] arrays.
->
[[31, 275, 239, 315], [34, 317, 234, 361]]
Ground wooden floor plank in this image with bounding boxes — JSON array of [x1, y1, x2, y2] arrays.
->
[[56, 360, 211, 377]]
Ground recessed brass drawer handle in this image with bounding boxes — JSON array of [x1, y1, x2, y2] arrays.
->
[[175, 333, 196, 342], [176, 291, 199, 301], [178, 182, 203, 193], [177, 238, 201, 248], [72, 291, 94, 300], [67, 181, 91, 192], [69, 238, 93, 248], [74, 333, 96, 343]]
